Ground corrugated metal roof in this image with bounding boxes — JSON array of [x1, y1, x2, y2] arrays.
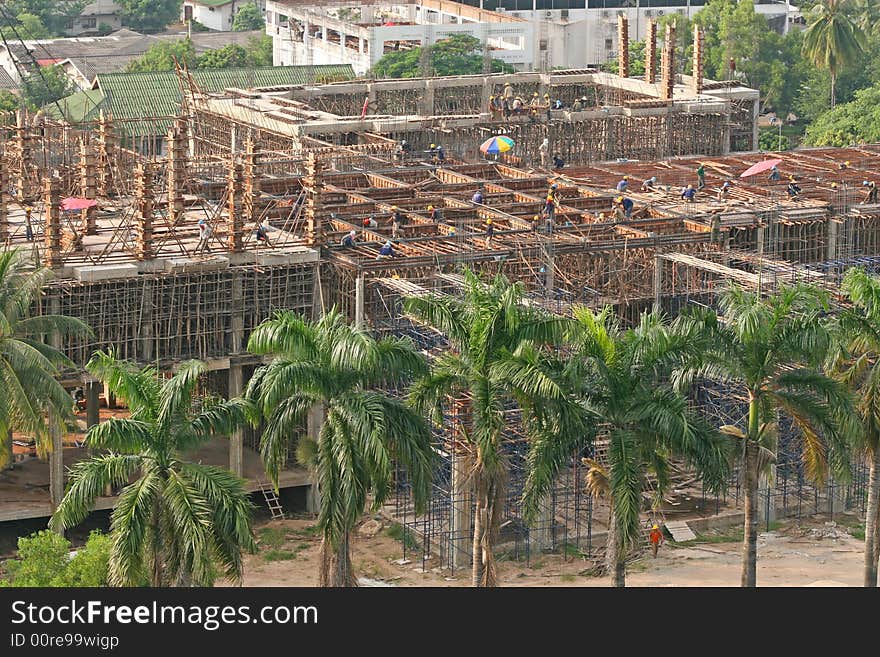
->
[[49, 65, 355, 137]]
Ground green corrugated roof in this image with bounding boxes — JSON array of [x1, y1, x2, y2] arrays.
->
[[49, 65, 355, 137], [191, 0, 234, 6]]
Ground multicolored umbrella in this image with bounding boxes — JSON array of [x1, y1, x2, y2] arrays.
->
[[739, 158, 782, 178], [480, 135, 515, 155]]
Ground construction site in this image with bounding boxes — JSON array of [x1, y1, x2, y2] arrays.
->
[[0, 17, 874, 573]]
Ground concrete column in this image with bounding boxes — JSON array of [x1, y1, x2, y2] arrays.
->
[[79, 139, 97, 235], [617, 15, 629, 78], [661, 24, 675, 101], [645, 19, 657, 84], [419, 80, 435, 116], [227, 160, 244, 253], [827, 217, 839, 260], [0, 149, 7, 245], [97, 111, 115, 196], [757, 464, 776, 524], [140, 280, 154, 364], [653, 254, 663, 312], [49, 410, 64, 513], [827, 475, 847, 515], [43, 177, 62, 268], [354, 272, 365, 328], [304, 152, 323, 246], [86, 380, 100, 429], [228, 364, 244, 477], [692, 26, 704, 95], [15, 110, 32, 203], [134, 163, 154, 261], [305, 404, 325, 513]]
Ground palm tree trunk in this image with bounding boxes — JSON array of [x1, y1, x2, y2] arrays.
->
[[151, 499, 163, 587], [831, 72, 837, 109], [471, 477, 486, 587], [741, 440, 759, 587], [2, 428, 12, 470], [605, 498, 626, 587], [865, 447, 880, 587], [319, 532, 356, 587]]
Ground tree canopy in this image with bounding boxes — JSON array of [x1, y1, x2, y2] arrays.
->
[[117, 0, 182, 33], [232, 3, 264, 32], [372, 34, 514, 79], [125, 39, 196, 72], [3, 1, 84, 36]]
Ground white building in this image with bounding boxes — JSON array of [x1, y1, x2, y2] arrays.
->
[[266, 0, 538, 75], [183, 0, 267, 32], [266, 0, 796, 74]]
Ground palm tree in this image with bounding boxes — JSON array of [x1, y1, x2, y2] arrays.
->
[[50, 352, 257, 587], [830, 268, 880, 586], [405, 270, 587, 587], [0, 249, 90, 469], [802, 0, 866, 107], [678, 284, 858, 587], [523, 307, 730, 587], [245, 308, 434, 587], [849, 0, 880, 37]]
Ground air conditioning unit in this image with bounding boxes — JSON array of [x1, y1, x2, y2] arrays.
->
[[677, 8, 686, 14], [545, 10, 554, 18], [560, 9, 569, 18], [511, 12, 520, 17], [656, 9, 664, 15], [644, 9, 652, 16], [601, 10, 610, 18]]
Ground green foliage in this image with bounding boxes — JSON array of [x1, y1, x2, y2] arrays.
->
[[601, 40, 646, 77], [803, 84, 880, 145], [245, 35, 273, 67], [0, 250, 90, 468], [188, 19, 210, 33], [1, 530, 111, 587], [21, 64, 73, 111], [758, 127, 791, 151], [117, 0, 182, 33], [232, 3, 264, 32], [96, 22, 114, 36], [0, 90, 19, 125], [385, 523, 421, 551], [50, 353, 259, 587], [126, 39, 196, 72], [196, 44, 248, 70], [372, 34, 514, 79], [802, 0, 866, 106], [0, 12, 51, 40], [4, 1, 84, 36]]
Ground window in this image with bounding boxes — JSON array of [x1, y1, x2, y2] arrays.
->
[[604, 38, 613, 50], [81, 18, 96, 29]]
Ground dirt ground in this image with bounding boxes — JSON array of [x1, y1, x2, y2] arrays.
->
[[236, 512, 867, 587]]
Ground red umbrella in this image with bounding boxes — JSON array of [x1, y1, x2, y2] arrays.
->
[[739, 158, 782, 178], [60, 197, 98, 211]]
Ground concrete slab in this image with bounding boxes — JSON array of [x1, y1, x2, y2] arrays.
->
[[72, 264, 139, 282], [665, 520, 697, 542], [254, 247, 320, 265], [165, 255, 230, 272]]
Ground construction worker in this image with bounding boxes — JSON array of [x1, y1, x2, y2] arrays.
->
[[543, 194, 557, 224], [839, 160, 850, 170], [512, 96, 523, 115], [531, 214, 541, 232], [530, 91, 541, 116], [539, 137, 549, 167], [24, 206, 33, 241], [543, 92, 551, 121], [571, 96, 583, 112], [488, 95, 499, 120], [616, 176, 629, 193], [640, 176, 658, 192], [485, 218, 495, 243], [503, 81, 514, 102], [547, 182, 559, 204], [696, 162, 706, 190], [472, 188, 485, 204], [787, 176, 802, 200], [597, 212, 606, 222], [196, 218, 212, 253], [768, 165, 781, 181], [649, 524, 664, 558], [502, 96, 511, 119], [863, 180, 878, 204], [376, 240, 394, 259], [255, 221, 272, 246], [363, 216, 378, 229], [433, 143, 446, 164], [681, 184, 697, 203], [552, 153, 565, 169], [428, 205, 441, 223], [341, 229, 357, 247], [717, 180, 732, 201], [391, 206, 405, 238], [616, 195, 634, 219]]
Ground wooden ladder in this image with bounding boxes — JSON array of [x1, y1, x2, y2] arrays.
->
[[257, 478, 285, 520]]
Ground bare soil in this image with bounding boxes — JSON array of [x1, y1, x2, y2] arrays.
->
[[235, 512, 867, 587]]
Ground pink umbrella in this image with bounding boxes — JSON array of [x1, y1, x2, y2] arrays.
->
[[739, 158, 782, 178], [60, 197, 98, 211]]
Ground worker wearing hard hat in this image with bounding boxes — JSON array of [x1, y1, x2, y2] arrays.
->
[[649, 524, 664, 558]]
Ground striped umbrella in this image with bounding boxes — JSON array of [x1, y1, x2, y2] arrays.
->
[[480, 135, 515, 155]]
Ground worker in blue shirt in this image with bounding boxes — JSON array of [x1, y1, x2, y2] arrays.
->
[[616, 195, 634, 218], [681, 184, 697, 202], [377, 240, 394, 259], [341, 230, 357, 247], [472, 189, 485, 204], [768, 165, 781, 181], [616, 176, 629, 192]]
